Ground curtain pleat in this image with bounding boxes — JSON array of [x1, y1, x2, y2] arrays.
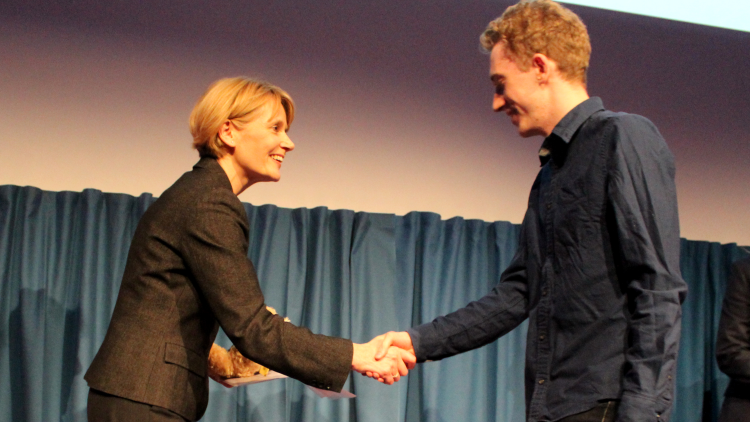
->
[[0, 185, 747, 422]]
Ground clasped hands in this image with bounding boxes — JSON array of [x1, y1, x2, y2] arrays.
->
[[351, 331, 416, 385]]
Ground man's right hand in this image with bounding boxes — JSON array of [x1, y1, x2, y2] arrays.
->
[[374, 331, 415, 361], [352, 337, 415, 384]]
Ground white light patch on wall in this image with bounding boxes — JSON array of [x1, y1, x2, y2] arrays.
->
[[562, 0, 750, 33]]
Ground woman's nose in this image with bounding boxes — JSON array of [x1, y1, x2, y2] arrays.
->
[[282, 134, 295, 151]]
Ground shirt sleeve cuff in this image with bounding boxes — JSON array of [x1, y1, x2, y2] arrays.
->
[[405, 327, 425, 362], [616, 392, 660, 422]]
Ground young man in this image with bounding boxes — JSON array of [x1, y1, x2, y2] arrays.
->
[[375, 1, 687, 421]]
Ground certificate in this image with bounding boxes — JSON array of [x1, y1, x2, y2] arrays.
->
[[220, 371, 356, 399]]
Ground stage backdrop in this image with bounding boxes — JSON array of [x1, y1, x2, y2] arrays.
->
[[1, 0, 749, 246], [1, 184, 747, 422]]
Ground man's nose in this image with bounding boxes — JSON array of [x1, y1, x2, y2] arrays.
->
[[493, 94, 506, 112]]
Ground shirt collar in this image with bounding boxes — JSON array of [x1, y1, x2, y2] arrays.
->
[[539, 97, 604, 166]]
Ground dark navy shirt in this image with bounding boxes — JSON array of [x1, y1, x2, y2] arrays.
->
[[408, 97, 687, 422]]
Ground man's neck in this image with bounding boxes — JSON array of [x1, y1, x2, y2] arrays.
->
[[542, 82, 590, 137]]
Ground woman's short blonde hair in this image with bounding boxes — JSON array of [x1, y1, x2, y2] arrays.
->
[[480, 0, 591, 85], [189, 77, 295, 158]]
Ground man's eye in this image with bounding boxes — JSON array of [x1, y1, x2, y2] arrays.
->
[[495, 85, 504, 96]]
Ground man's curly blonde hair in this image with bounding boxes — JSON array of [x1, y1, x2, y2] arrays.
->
[[480, 0, 591, 85]]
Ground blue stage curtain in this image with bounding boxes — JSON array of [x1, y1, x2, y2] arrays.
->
[[0, 185, 747, 422]]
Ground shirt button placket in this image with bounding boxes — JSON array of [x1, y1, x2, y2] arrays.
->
[[529, 262, 554, 419], [530, 174, 557, 420]]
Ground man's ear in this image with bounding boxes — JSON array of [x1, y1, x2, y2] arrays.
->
[[531, 53, 553, 84], [217, 121, 236, 148]]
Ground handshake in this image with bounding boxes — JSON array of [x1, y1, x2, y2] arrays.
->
[[351, 331, 416, 385]]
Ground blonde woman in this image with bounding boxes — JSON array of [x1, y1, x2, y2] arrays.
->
[[85, 77, 414, 422]]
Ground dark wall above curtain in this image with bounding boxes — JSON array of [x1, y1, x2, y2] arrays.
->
[[1, 0, 748, 245]]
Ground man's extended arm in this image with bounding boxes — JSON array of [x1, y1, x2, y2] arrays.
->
[[374, 229, 531, 362]]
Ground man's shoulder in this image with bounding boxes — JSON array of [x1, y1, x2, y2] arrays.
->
[[588, 109, 657, 133], [579, 107, 676, 177], [584, 108, 666, 151]]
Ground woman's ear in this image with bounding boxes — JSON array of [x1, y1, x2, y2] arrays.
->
[[217, 121, 237, 148]]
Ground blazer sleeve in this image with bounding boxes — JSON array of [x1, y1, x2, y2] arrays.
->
[[181, 188, 353, 392]]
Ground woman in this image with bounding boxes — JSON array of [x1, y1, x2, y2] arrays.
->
[[85, 77, 413, 422]]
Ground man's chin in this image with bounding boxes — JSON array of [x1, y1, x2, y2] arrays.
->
[[517, 128, 537, 138], [517, 126, 545, 138]]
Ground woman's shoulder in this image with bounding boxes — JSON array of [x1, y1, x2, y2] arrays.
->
[[169, 158, 237, 200], [143, 159, 244, 228]]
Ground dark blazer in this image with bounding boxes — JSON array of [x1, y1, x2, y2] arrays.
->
[[85, 157, 353, 421], [717, 256, 750, 393]]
